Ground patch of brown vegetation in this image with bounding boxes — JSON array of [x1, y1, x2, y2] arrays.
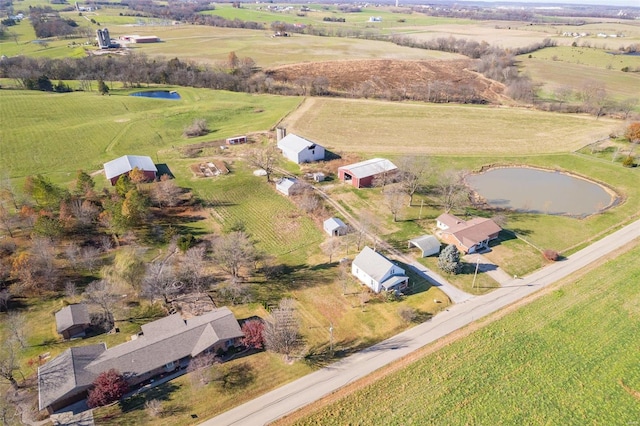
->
[[266, 59, 507, 104]]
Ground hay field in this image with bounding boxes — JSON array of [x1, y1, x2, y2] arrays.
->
[[520, 55, 640, 101], [282, 98, 618, 156], [100, 25, 462, 67], [0, 88, 301, 182]]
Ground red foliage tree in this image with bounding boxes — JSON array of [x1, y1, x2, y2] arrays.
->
[[241, 319, 265, 350], [543, 249, 559, 262], [87, 369, 129, 408]]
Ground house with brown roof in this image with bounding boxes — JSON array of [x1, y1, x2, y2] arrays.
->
[[38, 307, 244, 413], [436, 213, 501, 254], [55, 304, 91, 340]]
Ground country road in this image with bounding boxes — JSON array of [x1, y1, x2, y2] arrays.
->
[[202, 218, 640, 426]]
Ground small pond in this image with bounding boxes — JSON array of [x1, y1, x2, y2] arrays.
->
[[130, 90, 181, 100], [466, 167, 615, 217]]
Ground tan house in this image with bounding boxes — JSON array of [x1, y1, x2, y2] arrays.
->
[[436, 213, 501, 254]]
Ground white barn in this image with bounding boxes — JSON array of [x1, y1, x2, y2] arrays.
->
[[277, 134, 325, 164], [351, 246, 408, 293]]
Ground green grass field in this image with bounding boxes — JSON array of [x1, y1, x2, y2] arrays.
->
[[0, 88, 301, 183], [288, 242, 640, 425], [283, 98, 620, 156]]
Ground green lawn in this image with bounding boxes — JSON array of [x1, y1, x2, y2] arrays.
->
[[289, 242, 640, 425], [0, 88, 301, 184]]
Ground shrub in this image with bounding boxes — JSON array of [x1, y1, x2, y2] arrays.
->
[[87, 369, 128, 408], [183, 119, 209, 137], [398, 306, 417, 323], [543, 249, 559, 261], [241, 319, 265, 349], [622, 155, 635, 168], [145, 399, 164, 418]]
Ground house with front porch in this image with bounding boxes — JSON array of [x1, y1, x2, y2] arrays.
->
[[351, 246, 408, 293]]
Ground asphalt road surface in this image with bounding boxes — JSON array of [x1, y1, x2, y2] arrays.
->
[[202, 219, 640, 426]]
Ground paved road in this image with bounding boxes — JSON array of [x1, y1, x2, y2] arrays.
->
[[203, 218, 640, 426]]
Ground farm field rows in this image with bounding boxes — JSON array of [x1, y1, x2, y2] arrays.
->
[[285, 242, 640, 426]]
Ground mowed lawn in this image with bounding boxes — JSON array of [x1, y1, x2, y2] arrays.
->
[[286, 242, 640, 426], [283, 98, 619, 156], [0, 88, 301, 183]]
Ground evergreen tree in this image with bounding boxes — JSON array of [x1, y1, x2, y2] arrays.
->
[[438, 244, 462, 274]]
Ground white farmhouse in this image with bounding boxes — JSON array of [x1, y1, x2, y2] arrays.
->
[[351, 246, 408, 293]]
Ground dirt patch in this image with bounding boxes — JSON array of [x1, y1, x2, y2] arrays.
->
[[266, 59, 507, 104], [190, 160, 230, 178]]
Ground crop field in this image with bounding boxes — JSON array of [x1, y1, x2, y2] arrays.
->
[[520, 54, 640, 102], [285, 242, 640, 426], [283, 98, 619, 156], [0, 88, 301, 183], [93, 25, 460, 67]]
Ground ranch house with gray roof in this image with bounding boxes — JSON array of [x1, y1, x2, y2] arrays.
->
[[38, 307, 244, 413]]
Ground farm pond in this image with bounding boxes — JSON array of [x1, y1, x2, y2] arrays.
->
[[129, 90, 181, 100], [465, 167, 616, 217]]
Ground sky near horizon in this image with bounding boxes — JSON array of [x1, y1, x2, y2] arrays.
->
[[481, 0, 639, 7]]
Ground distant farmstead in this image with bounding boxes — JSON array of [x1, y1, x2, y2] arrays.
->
[[338, 158, 397, 188], [119, 35, 160, 43], [103, 155, 157, 185]]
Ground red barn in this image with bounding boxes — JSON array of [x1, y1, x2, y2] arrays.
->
[[338, 158, 397, 188], [103, 155, 157, 186]]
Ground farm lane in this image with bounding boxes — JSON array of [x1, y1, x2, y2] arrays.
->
[[202, 218, 640, 426], [300, 177, 473, 303]]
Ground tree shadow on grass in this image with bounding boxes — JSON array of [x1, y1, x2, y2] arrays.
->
[[219, 362, 255, 390], [118, 382, 181, 413]]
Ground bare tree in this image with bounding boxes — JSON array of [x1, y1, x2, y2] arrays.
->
[[437, 170, 469, 213], [211, 231, 256, 282], [397, 156, 431, 206], [187, 352, 219, 388], [554, 85, 573, 109], [297, 188, 321, 213], [142, 261, 182, 303], [0, 289, 10, 312], [179, 245, 208, 293], [384, 188, 405, 222], [0, 338, 20, 389], [619, 98, 638, 120], [0, 201, 17, 238], [320, 237, 342, 263], [263, 298, 300, 361], [6, 312, 28, 348], [83, 279, 119, 328], [247, 146, 279, 182], [151, 175, 183, 207]]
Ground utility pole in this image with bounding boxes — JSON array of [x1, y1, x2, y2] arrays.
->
[[329, 322, 334, 355], [472, 256, 480, 289]]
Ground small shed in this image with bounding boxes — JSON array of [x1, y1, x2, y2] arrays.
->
[[226, 135, 247, 145], [312, 172, 325, 182], [275, 177, 300, 196], [324, 217, 347, 236], [55, 304, 91, 340], [408, 235, 441, 257]]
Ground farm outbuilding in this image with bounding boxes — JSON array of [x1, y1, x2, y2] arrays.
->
[[103, 155, 157, 185], [338, 158, 397, 188], [55, 304, 91, 340], [277, 134, 325, 164], [324, 217, 347, 236], [226, 135, 247, 145], [408, 235, 441, 257], [275, 177, 301, 196]]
